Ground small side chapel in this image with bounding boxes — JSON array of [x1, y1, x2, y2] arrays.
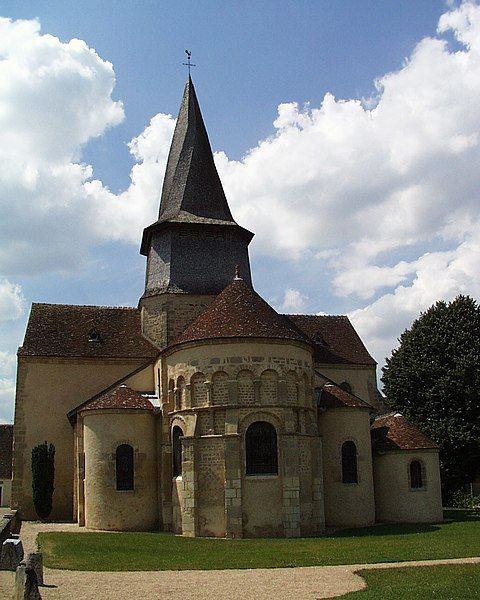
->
[[12, 77, 443, 537]]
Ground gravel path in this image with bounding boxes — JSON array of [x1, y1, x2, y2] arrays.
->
[[0, 521, 478, 600]]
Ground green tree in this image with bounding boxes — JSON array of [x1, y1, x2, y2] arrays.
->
[[31, 441, 55, 519], [382, 295, 480, 501]]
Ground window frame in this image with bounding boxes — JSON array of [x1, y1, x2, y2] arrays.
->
[[115, 444, 134, 491], [172, 425, 184, 478], [409, 459, 424, 490], [245, 421, 279, 476], [341, 440, 358, 484]]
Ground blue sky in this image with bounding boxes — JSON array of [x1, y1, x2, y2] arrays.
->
[[1, 1, 480, 421]]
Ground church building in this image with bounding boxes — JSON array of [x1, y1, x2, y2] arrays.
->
[[11, 77, 443, 537]]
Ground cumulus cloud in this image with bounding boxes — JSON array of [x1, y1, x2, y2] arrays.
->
[[0, 17, 125, 274], [280, 288, 308, 313], [0, 378, 15, 422], [0, 279, 26, 320], [0, 351, 15, 378], [2, 4, 480, 377]]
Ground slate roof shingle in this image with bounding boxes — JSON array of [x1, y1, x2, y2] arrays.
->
[[318, 383, 373, 410], [286, 314, 376, 366], [169, 278, 311, 348], [371, 413, 439, 452], [0, 424, 13, 479], [79, 385, 155, 413], [19, 304, 159, 359]]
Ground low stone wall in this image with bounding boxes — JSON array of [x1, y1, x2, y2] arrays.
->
[[0, 510, 20, 546]]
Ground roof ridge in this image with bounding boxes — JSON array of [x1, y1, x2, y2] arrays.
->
[[32, 303, 138, 310], [285, 313, 348, 319]]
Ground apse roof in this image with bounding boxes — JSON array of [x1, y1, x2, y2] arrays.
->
[[169, 277, 311, 348], [371, 413, 439, 452], [77, 384, 155, 413]]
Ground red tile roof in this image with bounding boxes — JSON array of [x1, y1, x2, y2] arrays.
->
[[79, 385, 155, 413], [0, 424, 13, 479], [19, 304, 158, 359], [169, 278, 311, 348], [371, 413, 439, 452], [317, 383, 373, 410], [286, 314, 376, 366]]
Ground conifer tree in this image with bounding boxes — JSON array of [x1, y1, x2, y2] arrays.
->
[[382, 295, 480, 500], [31, 441, 55, 519]]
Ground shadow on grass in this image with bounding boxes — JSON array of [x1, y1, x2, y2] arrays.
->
[[329, 508, 479, 539]]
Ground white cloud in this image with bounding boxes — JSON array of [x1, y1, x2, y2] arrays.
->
[[0, 17, 125, 274], [0, 378, 15, 422], [0, 279, 26, 320], [280, 288, 308, 313], [349, 236, 480, 365], [0, 351, 15, 378], [2, 4, 480, 377]]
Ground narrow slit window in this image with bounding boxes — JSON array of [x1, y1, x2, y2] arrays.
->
[[342, 441, 358, 484], [410, 460, 423, 489], [116, 444, 134, 491], [172, 426, 183, 477]]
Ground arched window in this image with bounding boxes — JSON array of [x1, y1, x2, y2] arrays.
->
[[342, 441, 358, 484], [410, 460, 423, 489], [340, 381, 352, 394], [172, 426, 183, 477], [245, 421, 278, 475], [116, 444, 134, 491]]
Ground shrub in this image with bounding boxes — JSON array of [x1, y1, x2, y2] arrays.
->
[[31, 441, 55, 519], [451, 489, 480, 509]]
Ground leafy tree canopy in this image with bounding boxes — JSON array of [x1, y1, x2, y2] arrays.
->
[[382, 295, 480, 498]]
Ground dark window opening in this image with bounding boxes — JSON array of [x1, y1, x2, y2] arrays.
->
[[245, 421, 278, 475], [410, 460, 423, 489], [314, 387, 323, 407], [116, 444, 134, 491], [340, 381, 352, 394], [172, 426, 183, 477], [88, 329, 102, 343], [342, 441, 358, 484]]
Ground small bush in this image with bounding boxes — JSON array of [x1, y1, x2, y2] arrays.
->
[[31, 441, 55, 519], [451, 489, 480, 509]]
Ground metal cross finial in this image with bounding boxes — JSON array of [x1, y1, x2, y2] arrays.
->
[[234, 265, 242, 281], [183, 50, 196, 76]]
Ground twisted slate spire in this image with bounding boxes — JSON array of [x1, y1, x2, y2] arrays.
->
[[158, 76, 234, 224]]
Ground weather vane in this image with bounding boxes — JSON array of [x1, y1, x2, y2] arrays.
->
[[183, 50, 196, 76]]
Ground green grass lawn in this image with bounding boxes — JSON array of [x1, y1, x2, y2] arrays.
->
[[37, 509, 480, 571], [340, 564, 480, 599]]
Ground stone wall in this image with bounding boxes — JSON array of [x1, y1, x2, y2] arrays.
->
[[373, 450, 443, 523], [161, 339, 325, 538], [140, 293, 215, 349], [81, 409, 158, 531], [12, 356, 149, 520], [317, 407, 375, 528]]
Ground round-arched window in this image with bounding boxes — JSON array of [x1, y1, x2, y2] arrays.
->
[[410, 460, 423, 489], [245, 421, 278, 475], [172, 426, 184, 477], [340, 381, 352, 394], [116, 444, 134, 491], [341, 441, 358, 484]]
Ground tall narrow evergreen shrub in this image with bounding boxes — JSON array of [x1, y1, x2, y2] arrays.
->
[[31, 441, 55, 519]]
